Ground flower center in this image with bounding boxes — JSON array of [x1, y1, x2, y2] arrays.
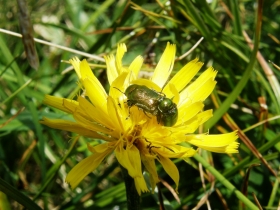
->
[[126, 124, 159, 155]]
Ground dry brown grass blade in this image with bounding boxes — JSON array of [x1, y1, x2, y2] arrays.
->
[[192, 192, 212, 210], [17, 0, 39, 70], [243, 31, 280, 108], [242, 164, 261, 196], [0, 107, 25, 129], [194, 151, 215, 210], [224, 113, 277, 177], [252, 192, 263, 210], [269, 61, 280, 71], [210, 93, 277, 177], [215, 188, 230, 210], [159, 177, 180, 204], [222, 0, 280, 112], [18, 140, 37, 189]]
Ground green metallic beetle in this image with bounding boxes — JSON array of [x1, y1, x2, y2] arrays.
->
[[124, 84, 178, 127]]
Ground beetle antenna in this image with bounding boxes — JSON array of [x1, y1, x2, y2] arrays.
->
[[159, 84, 165, 94], [113, 87, 125, 94]]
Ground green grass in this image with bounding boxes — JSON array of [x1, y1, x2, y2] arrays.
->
[[1, 0, 280, 209]]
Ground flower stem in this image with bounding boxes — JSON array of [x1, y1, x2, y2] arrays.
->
[[120, 165, 141, 210]]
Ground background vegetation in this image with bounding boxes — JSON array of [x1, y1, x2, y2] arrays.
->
[[0, 0, 279, 209]]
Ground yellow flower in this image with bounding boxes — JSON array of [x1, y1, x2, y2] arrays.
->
[[41, 42, 239, 195]]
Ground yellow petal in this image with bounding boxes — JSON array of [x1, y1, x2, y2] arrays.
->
[[179, 67, 217, 106], [134, 176, 149, 195], [164, 58, 203, 93], [109, 73, 131, 130], [174, 110, 212, 133], [82, 78, 108, 115], [176, 101, 204, 125], [69, 57, 82, 79], [62, 97, 111, 132], [141, 155, 159, 192], [115, 145, 132, 176], [62, 98, 115, 136], [173, 121, 200, 134], [109, 72, 129, 101], [196, 109, 213, 125], [127, 145, 143, 178], [132, 78, 161, 91], [116, 43, 127, 74], [79, 60, 108, 111], [87, 141, 116, 153], [193, 66, 217, 82], [147, 174, 157, 193], [72, 110, 112, 135], [79, 59, 95, 80], [77, 96, 114, 129], [157, 155, 179, 192], [129, 106, 148, 126], [155, 145, 197, 158], [198, 142, 239, 153], [151, 42, 176, 88], [62, 98, 80, 114], [187, 78, 217, 103], [187, 131, 239, 153], [225, 141, 240, 153], [40, 117, 110, 140], [115, 143, 141, 178], [107, 96, 124, 131], [43, 95, 77, 114], [105, 54, 118, 85], [141, 155, 158, 179], [162, 83, 180, 104], [66, 147, 113, 189], [128, 55, 143, 80]]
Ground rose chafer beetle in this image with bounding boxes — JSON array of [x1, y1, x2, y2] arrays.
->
[[124, 84, 178, 127]]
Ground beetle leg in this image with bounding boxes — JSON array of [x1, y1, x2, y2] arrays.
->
[[156, 113, 162, 124], [163, 146, 175, 153], [142, 110, 151, 119], [144, 138, 160, 154], [159, 92, 166, 97], [144, 138, 152, 148], [150, 145, 160, 151]]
